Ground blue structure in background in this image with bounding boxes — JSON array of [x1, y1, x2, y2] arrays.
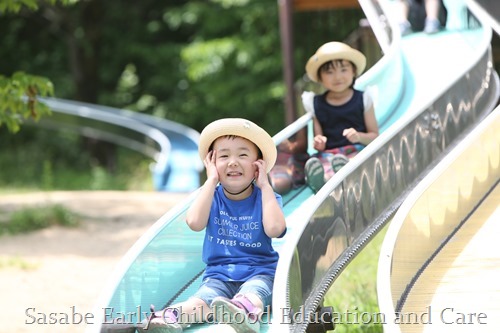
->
[[37, 98, 202, 192]]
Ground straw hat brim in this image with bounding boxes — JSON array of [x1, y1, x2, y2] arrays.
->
[[306, 42, 366, 82], [198, 118, 277, 173]]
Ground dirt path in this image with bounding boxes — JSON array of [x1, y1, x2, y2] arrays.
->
[[0, 191, 190, 333]]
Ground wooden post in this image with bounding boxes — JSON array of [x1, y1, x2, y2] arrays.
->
[[278, 0, 297, 125]]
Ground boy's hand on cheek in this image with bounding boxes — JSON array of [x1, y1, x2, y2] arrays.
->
[[253, 159, 269, 189], [204, 150, 219, 182]]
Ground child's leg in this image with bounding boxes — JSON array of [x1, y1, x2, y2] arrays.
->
[[269, 151, 293, 195], [138, 278, 237, 332], [326, 145, 363, 176], [317, 152, 335, 180], [212, 275, 273, 332], [290, 152, 309, 187], [331, 154, 350, 173], [269, 152, 311, 194], [305, 156, 325, 193], [306, 144, 363, 191], [138, 298, 209, 333], [234, 274, 274, 315]]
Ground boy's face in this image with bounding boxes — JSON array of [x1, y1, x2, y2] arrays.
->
[[211, 136, 259, 191], [318, 59, 356, 92]]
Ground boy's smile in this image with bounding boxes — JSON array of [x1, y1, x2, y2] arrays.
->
[[212, 136, 259, 196]]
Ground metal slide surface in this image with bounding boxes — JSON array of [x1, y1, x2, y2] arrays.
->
[[403, 185, 500, 332], [88, 1, 499, 333], [377, 106, 499, 333]]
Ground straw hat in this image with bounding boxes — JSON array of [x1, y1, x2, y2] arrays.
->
[[198, 118, 277, 173], [305, 41, 366, 82]]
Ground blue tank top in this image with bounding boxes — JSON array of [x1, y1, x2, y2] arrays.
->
[[314, 89, 366, 149], [202, 185, 284, 281]]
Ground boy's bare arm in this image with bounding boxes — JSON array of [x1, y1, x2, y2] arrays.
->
[[186, 151, 219, 231], [186, 178, 218, 231], [254, 159, 286, 238], [260, 183, 286, 238]]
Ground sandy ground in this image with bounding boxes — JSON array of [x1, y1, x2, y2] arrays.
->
[[0, 191, 190, 333]]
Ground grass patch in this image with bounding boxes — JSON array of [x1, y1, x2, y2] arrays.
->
[[323, 224, 389, 333], [0, 127, 154, 192], [0, 204, 79, 235], [0, 256, 39, 270]]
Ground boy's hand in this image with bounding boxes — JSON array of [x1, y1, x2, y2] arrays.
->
[[313, 135, 327, 151], [204, 150, 219, 182], [253, 159, 270, 189], [343, 128, 360, 144]]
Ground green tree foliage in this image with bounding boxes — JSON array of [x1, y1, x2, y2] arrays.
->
[[1, 0, 364, 166], [175, 1, 286, 133], [1, 0, 364, 136], [0, 0, 73, 132], [0, 71, 53, 132], [0, 0, 72, 13]]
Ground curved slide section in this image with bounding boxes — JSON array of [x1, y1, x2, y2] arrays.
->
[[35, 97, 202, 192], [88, 1, 499, 333], [377, 106, 499, 332]]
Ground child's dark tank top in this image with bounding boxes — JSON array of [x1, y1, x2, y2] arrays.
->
[[314, 89, 366, 149]]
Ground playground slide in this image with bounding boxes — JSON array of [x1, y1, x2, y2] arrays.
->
[[272, 4, 498, 333], [35, 97, 202, 192], [376, 1, 500, 332], [87, 1, 499, 333], [377, 104, 499, 333]]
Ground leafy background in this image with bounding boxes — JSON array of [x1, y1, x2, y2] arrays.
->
[[0, 0, 364, 191]]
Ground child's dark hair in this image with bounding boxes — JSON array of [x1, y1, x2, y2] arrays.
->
[[208, 135, 263, 159], [317, 59, 357, 88]]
